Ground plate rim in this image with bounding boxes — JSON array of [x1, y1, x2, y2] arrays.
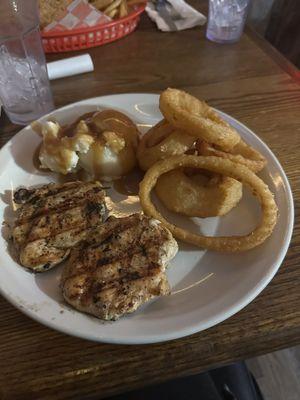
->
[[0, 93, 294, 344]]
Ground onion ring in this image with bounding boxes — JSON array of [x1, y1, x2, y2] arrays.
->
[[155, 169, 242, 217], [197, 139, 266, 173], [137, 119, 195, 171], [159, 88, 240, 151], [139, 155, 278, 252]]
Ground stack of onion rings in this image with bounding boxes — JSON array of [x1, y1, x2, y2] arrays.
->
[[137, 89, 277, 251]]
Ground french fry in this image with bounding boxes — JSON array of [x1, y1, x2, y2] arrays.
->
[[104, 0, 122, 14], [90, 0, 114, 10], [107, 8, 118, 18], [127, 0, 146, 6], [119, 0, 128, 18]]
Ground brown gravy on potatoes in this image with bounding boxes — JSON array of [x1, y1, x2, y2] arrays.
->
[[113, 167, 144, 196], [32, 111, 144, 196]]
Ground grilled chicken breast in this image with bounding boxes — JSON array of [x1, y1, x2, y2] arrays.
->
[[61, 213, 178, 320], [12, 181, 106, 272]]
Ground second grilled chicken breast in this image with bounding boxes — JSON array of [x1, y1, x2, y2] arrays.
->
[[61, 213, 178, 320], [12, 181, 106, 272]]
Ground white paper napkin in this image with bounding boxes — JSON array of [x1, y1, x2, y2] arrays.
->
[[47, 54, 94, 80], [146, 0, 206, 32]]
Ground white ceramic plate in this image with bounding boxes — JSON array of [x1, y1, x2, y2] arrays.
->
[[0, 94, 294, 344]]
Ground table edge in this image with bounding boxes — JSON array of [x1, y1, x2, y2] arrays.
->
[[245, 25, 299, 80]]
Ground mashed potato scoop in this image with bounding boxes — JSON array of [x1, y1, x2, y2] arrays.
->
[[36, 109, 140, 180]]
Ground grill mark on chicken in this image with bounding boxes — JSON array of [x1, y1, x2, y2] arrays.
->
[[12, 181, 106, 272], [61, 213, 178, 320], [15, 182, 103, 224], [14, 181, 80, 204], [14, 202, 104, 246]]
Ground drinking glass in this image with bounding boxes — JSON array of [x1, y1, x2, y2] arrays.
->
[[206, 0, 251, 44], [0, 0, 54, 125]]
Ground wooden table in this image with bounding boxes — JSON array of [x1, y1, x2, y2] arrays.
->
[[0, 5, 300, 400]]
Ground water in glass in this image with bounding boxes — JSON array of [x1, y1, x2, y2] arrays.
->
[[206, 0, 250, 44], [0, 0, 54, 125]]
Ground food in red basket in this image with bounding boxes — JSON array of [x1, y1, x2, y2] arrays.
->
[[90, 0, 115, 10], [39, 0, 73, 29], [100, 0, 146, 19], [39, 0, 146, 28]]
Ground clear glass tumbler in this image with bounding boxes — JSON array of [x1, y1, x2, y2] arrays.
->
[[0, 0, 54, 125], [206, 0, 251, 44]]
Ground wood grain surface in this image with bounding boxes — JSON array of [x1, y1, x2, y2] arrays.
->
[[0, 3, 300, 399]]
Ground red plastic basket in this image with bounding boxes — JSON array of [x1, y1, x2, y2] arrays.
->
[[42, 4, 146, 53]]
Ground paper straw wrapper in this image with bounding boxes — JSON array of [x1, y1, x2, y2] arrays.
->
[[47, 54, 94, 80]]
